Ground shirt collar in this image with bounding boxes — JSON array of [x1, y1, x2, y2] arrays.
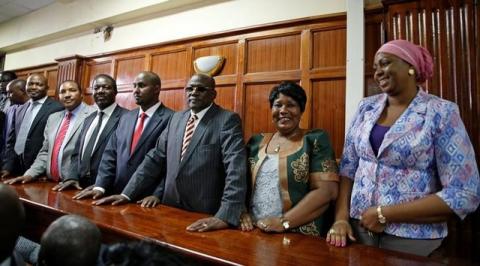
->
[[139, 102, 161, 118], [190, 103, 213, 121], [29, 95, 48, 105], [67, 102, 85, 117], [98, 102, 117, 117]]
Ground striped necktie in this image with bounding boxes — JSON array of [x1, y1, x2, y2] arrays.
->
[[181, 114, 198, 161]]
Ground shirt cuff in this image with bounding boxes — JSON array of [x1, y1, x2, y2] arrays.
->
[[120, 194, 131, 201], [93, 187, 105, 194]]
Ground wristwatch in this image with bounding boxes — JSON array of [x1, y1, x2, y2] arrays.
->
[[280, 216, 290, 230], [376, 206, 387, 224]]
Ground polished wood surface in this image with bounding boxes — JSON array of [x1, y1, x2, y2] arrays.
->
[[10, 182, 442, 266]]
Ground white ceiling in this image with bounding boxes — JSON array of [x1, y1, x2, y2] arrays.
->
[[0, 0, 56, 24]]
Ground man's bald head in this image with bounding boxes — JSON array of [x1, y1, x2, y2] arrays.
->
[[0, 184, 25, 261], [0, 71, 18, 93], [38, 215, 101, 266], [185, 74, 216, 113], [7, 79, 28, 105]]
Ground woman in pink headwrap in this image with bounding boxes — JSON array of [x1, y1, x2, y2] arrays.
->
[[325, 39, 480, 256]]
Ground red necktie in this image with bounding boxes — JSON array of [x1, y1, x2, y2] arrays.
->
[[50, 112, 72, 182], [181, 114, 197, 160], [130, 112, 147, 155]]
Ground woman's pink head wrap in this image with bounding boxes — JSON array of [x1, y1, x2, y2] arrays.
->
[[376, 39, 434, 83]]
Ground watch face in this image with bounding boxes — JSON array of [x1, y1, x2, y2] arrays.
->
[[282, 221, 290, 229]]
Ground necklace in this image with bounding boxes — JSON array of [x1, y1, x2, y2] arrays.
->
[[272, 130, 300, 153]]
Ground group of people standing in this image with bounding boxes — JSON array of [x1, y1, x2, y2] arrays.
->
[[0, 39, 478, 262]]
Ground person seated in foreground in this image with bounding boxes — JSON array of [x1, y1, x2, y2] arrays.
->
[[240, 82, 339, 236], [0, 184, 26, 266], [37, 215, 101, 266]]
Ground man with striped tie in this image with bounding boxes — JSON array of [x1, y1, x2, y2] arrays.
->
[[4, 80, 94, 185], [95, 74, 247, 232]]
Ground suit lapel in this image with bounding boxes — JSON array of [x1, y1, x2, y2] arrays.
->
[[15, 103, 29, 132], [361, 94, 386, 160], [377, 90, 427, 157], [179, 104, 218, 167], [130, 104, 164, 156], [78, 114, 96, 156], [64, 104, 91, 147], [92, 106, 123, 154], [29, 98, 53, 133]]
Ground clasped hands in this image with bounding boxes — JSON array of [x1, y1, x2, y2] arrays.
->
[[239, 213, 285, 233]]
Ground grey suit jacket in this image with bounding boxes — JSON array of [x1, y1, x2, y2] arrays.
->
[[123, 104, 247, 226], [24, 103, 95, 179]]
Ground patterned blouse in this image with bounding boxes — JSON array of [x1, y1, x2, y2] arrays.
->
[[340, 89, 480, 239], [247, 129, 339, 236]]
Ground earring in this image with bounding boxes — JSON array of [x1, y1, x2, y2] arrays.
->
[[408, 69, 415, 76]]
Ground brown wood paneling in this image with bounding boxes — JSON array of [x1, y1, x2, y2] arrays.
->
[[312, 27, 347, 69], [115, 56, 145, 89], [215, 85, 235, 112], [193, 42, 237, 76], [311, 79, 345, 157], [151, 50, 187, 87], [243, 83, 278, 141], [246, 34, 301, 73], [46, 69, 58, 96], [116, 91, 136, 110], [82, 61, 112, 94], [160, 88, 185, 111]]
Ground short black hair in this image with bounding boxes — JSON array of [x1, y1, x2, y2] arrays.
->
[[269, 81, 307, 112], [60, 80, 82, 92], [0, 71, 17, 82], [93, 74, 117, 92]]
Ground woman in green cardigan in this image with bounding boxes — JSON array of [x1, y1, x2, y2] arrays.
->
[[240, 81, 339, 236]]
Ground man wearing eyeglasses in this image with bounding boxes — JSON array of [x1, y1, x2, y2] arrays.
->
[[95, 73, 247, 232]]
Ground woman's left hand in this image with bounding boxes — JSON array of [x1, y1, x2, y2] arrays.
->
[[360, 207, 386, 233], [256, 217, 284, 233]]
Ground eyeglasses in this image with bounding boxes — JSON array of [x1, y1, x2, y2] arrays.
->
[[185, 86, 210, 93]]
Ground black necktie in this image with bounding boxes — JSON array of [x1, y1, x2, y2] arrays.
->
[[81, 111, 104, 177]]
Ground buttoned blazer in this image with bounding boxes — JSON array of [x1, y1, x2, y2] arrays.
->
[[94, 104, 173, 195], [122, 104, 247, 226], [2, 97, 63, 174], [24, 104, 95, 179], [67, 105, 128, 186]]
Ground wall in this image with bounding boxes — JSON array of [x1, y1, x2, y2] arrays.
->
[[3, 0, 346, 70]]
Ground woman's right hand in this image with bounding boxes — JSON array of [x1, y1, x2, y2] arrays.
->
[[326, 220, 356, 247], [239, 212, 254, 231]]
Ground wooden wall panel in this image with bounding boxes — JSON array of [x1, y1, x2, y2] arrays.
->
[[243, 83, 277, 140], [82, 61, 113, 93], [115, 91, 136, 110], [312, 28, 347, 69], [193, 43, 237, 76], [15, 64, 58, 98], [246, 34, 301, 73], [46, 69, 58, 96], [160, 89, 185, 111], [215, 85, 235, 112], [311, 79, 346, 157], [151, 50, 187, 88], [115, 56, 145, 91]]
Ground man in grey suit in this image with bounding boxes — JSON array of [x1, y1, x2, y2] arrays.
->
[[5, 80, 95, 185], [95, 74, 247, 232], [1, 74, 63, 178], [73, 71, 173, 201], [52, 74, 127, 191]]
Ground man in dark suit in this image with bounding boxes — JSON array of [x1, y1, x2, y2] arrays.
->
[[4, 80, 95, 185], [73, 71, 173, 201], [95, 74, 247, 232], [0, 71, 17, 112], [1, 79, 29, 163], [52, 74, 127, 191], [0, 74, 63, 178]]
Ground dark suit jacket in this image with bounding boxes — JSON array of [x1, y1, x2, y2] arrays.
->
[[122, 104, 247, 226], [2, 97, 63, 175], [68, 105, 128, 187], [95, 104, 173, 195]]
